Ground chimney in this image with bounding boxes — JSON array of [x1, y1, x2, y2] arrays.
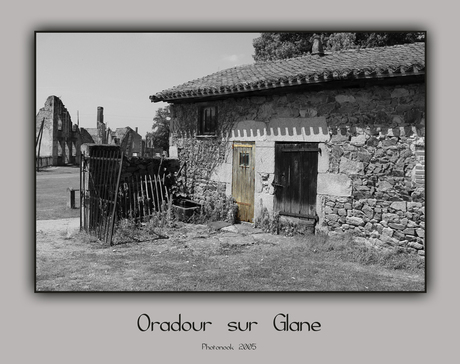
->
[[97, 106, 106, 144], [311, 36, 324, 56], [135, 127, 138, 134], [97, 106, 104, 124]]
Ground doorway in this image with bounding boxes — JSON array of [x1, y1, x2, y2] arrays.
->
[[232, 142, 255, 222], [274, 142, 319, 219]]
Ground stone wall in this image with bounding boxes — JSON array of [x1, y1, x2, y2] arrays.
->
[[36, 98, 54, 159], [36, 156, 53, 169], [169, 81, 425, 251], [120, 155, 180, 187], [320, 196, 425, 255], [173, 137, 229, 203]]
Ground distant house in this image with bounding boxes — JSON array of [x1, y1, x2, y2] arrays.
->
[[108, 127, 143, 157], [81, 106, 143, 157], [150, 42, 425, 253]]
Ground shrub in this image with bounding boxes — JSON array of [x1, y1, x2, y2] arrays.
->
[[112, 199, 175, 244]]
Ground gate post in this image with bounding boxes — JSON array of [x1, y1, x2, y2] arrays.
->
[[67, 187, 76, 209]]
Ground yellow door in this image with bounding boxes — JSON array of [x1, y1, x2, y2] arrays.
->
[[232, 142, 255, 222]]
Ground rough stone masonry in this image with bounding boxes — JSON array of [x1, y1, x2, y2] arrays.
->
[[170, 82, 425, 255]]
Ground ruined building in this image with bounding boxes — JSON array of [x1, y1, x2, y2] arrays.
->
[[36, 96, 81, 167], [36, 96, 144, 168]]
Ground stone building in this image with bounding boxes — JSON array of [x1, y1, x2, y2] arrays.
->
[[108, 126, 143, 157], [150, 42, 425, 252]]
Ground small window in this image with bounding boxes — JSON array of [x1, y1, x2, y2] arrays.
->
[[239, 152, 249, 167], [198, 106, 217, 135], [57, 119, 62, 131]]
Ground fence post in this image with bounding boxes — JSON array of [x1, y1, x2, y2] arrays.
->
[[107, 151, 124, 246], [67, 187, 76, 209]]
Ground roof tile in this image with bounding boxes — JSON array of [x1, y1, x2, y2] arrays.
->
[[150, 42, 425, 103]]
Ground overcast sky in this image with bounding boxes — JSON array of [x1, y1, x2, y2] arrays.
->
[[36, 32, 258, 136]]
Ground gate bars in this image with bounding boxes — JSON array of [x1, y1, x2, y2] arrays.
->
[[117, 173, 170, 221], [80, 145, 171, 245], [81, 146, 123, 245]]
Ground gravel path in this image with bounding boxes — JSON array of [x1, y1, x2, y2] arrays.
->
[[36, 218, 80, 234]]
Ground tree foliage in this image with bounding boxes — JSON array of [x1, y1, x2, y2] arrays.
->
[[252, 33, 312, 61], [354, 32, 425, 48], [147, 106, 171, 151], [252, 32, 425, 61]]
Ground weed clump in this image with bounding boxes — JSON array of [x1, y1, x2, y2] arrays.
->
[[112, 199, 176, 245], [254, 208, 315, 236], [254, 208, 280, 234], [191, 192, 238, 225]]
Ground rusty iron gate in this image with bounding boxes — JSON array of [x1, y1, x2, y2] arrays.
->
[[80, 145, 171, 245], [80, 145, 123, 245]]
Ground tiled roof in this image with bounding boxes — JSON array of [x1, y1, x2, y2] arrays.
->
[[82, 128, 98, 143], [150, 42, 425, 103], [79, 128, 96, 144]]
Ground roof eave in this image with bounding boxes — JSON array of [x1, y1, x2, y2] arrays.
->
[[150, 71, 425, 104]]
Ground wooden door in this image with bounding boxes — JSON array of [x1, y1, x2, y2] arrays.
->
[[274, 142, 319, 219], [232, 142, 255, 222]]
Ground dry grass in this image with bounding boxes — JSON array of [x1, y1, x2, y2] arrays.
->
[[36, 220, 425, 292]]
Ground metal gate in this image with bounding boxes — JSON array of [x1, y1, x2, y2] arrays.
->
[[117, 172, 170, 221], [80, 144, 172, 245], [80, 145, 123, 245]]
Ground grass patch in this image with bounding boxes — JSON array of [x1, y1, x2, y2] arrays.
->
[[36, 221, 425, 292], [36, 166, 80, 220], [305, 233, 425, 272]]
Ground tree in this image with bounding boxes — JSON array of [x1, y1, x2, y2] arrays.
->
[[252, 32, 425, 61], [147, 106, 171, 151], [325, 33, 357, 52], [354, 32, 425, 48], [252, 32, 314, 61]]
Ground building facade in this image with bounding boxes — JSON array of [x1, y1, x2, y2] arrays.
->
[[36, 96, 81, 167], [150, 42, 425, 252]]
